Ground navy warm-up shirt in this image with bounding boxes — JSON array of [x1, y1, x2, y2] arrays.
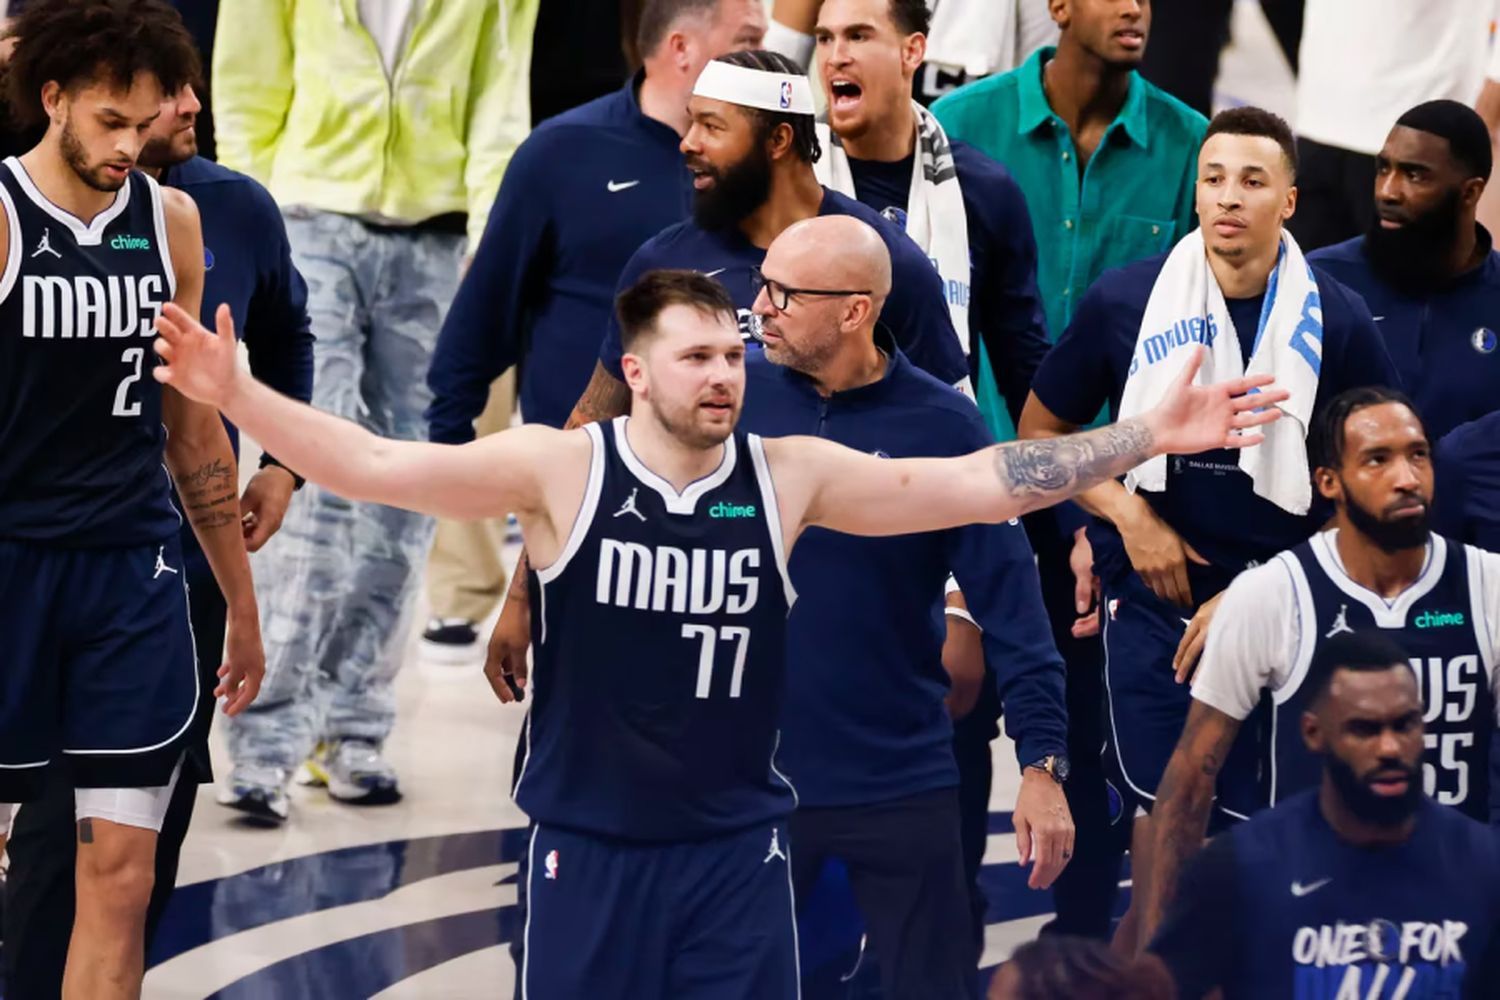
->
[[1031, 253, 1401, 594], [1434, 411, 1500, 552], [427, 76, 690, 436], [844, 141, 1050, 423], [743, 345, 1067, 806], [597, 188, 970, 389], [1151, 791, 1500, 1000], [1310, 232, 1500, 440], [164, 156, 313, 576]]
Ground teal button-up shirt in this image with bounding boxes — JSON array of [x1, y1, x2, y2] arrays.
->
[[933, 47, 1206, 436]]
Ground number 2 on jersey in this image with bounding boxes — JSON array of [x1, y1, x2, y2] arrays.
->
[[112, 346, 145, 417], [683, 624, 750, 698]]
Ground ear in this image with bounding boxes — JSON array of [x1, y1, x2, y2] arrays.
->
[[666, 30, 693, 75], [1282, 183, 1298, 223], [1048, 0, 1069, 30], [40, 81, 64, 123], [766, 121, 796, 163], [903, 31, 927, 74], [1301, 710, 1325, 754], [1462, 176, 1486, 210], [842, 294, 872, 331], [620, 352, 648, 396], [1314, 465, 1341, 503]]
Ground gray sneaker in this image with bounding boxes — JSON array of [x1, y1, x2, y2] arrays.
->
[[217, 764, 291, 825], [302, 739, 402, 805]]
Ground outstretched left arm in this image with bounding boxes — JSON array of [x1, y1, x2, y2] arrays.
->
[[767, 350, 1286, 541], [157, 188, 263, 715]]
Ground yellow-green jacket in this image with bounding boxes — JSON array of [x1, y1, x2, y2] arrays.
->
[[212, 0, 538, 248]]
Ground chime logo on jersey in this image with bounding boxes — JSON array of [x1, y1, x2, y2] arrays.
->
[[1290, 919, 1468, 998], [595, 539, 761, 614], [1413, 609, 1466, 629], [109, 234, 151, 251], [20, 272, 165, 339]]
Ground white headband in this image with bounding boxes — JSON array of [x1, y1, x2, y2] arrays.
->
[[692, 61, 815, 115]]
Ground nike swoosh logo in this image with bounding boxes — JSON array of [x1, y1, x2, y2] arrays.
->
[[1372, 316, 1386, 322], [1291, 877, 1332, 897], [704, 268, 726, 278], [606, 179, 640, 192]]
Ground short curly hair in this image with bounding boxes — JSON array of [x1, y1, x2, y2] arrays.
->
[[4, 0, 200, 130]]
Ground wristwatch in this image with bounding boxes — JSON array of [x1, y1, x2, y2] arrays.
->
[[1025, 754, 1071, 784], [258, 453, 306, 491]]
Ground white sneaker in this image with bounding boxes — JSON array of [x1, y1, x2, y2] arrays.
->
[[302, 739, 402, 805], [217, 765, 290, 825]]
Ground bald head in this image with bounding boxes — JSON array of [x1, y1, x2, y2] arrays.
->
[[769, 215, 892, 308]]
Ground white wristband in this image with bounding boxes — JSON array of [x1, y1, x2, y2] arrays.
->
[[944, 605, 979, 630], [764, 18, 816, 70]]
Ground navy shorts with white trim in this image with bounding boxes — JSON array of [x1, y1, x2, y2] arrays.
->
[[0, 536, 198, 800], [523, 820, 800, 999]]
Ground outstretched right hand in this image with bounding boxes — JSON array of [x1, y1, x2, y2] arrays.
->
[[152, 302, 241, 408], [484, 584, 533, 704]]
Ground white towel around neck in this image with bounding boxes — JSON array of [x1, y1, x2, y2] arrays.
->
[[1117, 228, 1324, 515]]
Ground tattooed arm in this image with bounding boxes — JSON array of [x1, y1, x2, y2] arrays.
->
[[162, 386, 264, 714], [1140, 701, 1243, 948], [766, 352, 1285, 543], [159, 185, 264, 714]]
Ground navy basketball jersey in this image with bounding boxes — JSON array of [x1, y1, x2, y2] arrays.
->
[[515, 417, 798, 841], [1263, 533, 1496, 821], [0, 157, 179, 546]]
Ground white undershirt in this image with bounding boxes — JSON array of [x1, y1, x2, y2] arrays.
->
[[357, 0, 419, 78], [1192, 531, 1500, 721], [1296, 0, 1492, 155]]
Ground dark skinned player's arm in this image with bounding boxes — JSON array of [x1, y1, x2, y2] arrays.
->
[[503, 360, 631, 600], [1140, 701, 1242, 945]]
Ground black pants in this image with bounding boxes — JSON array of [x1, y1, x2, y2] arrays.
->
[[1139, 0, 1304, 117], [1287, 137, 1377, 252], [953, 699, 996, 948], [2, 567, 226, 999], [790, 788, 977, 1000], [1026, 518, 1128, 940]]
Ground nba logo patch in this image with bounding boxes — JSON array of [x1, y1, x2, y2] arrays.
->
[[1107, 598, 1120, 621], [544, 849, 559, 880], [779, 80, 793, 109], [1472, 327, 1496, 354]]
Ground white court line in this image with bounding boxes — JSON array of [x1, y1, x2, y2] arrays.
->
[[980, 914, 1053, 968], [144, 864, 515, 1000]]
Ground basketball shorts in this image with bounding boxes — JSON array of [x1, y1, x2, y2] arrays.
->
[[522, 820, 799, 999], [0, 536, 198, 801], [1101, 571, 1259, 821]]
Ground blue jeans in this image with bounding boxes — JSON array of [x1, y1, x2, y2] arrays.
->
[[226, 210, 463, 772]]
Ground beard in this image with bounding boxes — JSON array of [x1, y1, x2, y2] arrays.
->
[[1343, 484, 1430, 553], [691, 146, 773, 232], [1326, 750, 1422, 827], [60, 115, 127, 192], [648, 393, 738, 450], [138, 126, 196, 171], [1363, 188, 1465, 292], [760, 317, 842, 376]]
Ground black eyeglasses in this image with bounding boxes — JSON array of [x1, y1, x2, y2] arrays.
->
[[750, 266, 871, 312]]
